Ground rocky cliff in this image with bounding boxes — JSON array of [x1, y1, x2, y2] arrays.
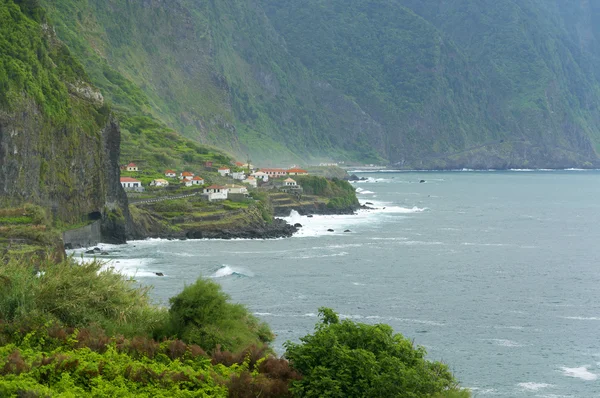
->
[[0, 1, 129, 243]]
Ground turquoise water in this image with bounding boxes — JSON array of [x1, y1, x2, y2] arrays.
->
[[78, 171, 600, 397]]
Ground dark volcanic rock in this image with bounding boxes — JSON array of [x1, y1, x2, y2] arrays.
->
[[344, 229, 351, 232], [155, 272, 164, 277], [348, 174, 360, 181], [100, 251, 109, 255], [420, 180, 426, 183], [294, 223, 303, 228], [327, 229, 334, 232], [85, 249, 95, 254], [185, 218, 298, 240]]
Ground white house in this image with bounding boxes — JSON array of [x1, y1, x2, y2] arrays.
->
[[251, 171, 269, 182], [120, 177, 143, 191], [204, 185, 229, 201], [150, 179, 169, 187], [192, 176, 205, 185], [180, 171, 194, 180], [224, 184, 248, 194], [284, 178, 297, 186], [243, 176, 257, 188], [232, 171, 245, 180], [182, 178, 193, 187], [165, 169, 177, 178], [126, 163, 138, 172], [260, 168, 287, 179], [218, 167, 231, 177]]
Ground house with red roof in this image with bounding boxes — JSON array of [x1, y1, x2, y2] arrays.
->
[[180, 171, 194, 180], [191, 176, 205, 185], [120, 177, 144, 191], [218, 167, 231, 177], [182, 178, 193, 187], [260, 168, 287, 179], [126, 162, 138, 172], [287, 168, 308, 175], [203, 185, 229, 201], [165, 169, 177, 178]]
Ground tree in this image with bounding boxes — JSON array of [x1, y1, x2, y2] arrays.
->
[[284, 308, 470, 398]]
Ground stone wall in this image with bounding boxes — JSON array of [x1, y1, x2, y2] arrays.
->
[[63, 220, 102, 249]]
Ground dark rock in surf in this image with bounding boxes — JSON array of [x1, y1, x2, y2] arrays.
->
[[294, 223, 303, 228], [420, 180, 426, 183], [93, 247, 101, 253], [327, 229, 334, 232], [344, 229, 351, 232], [155, 272, 164, 277], [100, 251, 109, 255], [85, 249, 95, 254]]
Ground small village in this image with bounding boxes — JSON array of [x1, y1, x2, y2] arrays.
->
[[119, 160, 309, 203]]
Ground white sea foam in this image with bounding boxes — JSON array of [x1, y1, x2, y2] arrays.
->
[[517, 382, 554, 391], [100, 258, 163, 278], [482, 339, 524, 347], [352, 282, 365, 286], [212, 265, 254, 278], [355, 188, 375, 194], [560, 366, 598, 381], [560, 316, 600, 321], [297, 251, 349, 259]]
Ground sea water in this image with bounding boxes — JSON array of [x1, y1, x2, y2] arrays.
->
[[71, 171, 600, 397]]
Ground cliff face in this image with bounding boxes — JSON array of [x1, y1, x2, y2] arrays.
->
[[0, 1, 129, 243]]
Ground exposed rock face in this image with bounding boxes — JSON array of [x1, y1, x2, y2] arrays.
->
[[0, 106, 130, 244]]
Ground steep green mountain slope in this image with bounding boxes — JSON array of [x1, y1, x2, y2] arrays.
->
[[40, 0, 386, 164], [263, 0, 600, 168], [33, 0, 600, 168]]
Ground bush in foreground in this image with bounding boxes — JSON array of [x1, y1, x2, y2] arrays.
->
[[284, 308, 470, 398]]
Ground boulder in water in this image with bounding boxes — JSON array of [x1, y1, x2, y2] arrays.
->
[[294, 223, 303, 228], [100, 251, 109, 256], [327, 229, 334, 232], [93, 247, 101, 253], [348, 174, 360, 181], [420, 180, 426, 183], [307, 214, 314, 218], [85, 249, 95, 254], [155, 272, 164, 277], [365, 202, 373, 205], [344, 229, 351, 233]]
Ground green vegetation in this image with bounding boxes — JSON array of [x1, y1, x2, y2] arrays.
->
[[166, 278, 273, 353], [285, 308, 469, 398], [295, 176, 359, 210]]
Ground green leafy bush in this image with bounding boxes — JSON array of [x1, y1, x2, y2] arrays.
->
[[284, 308, 470, 398], [166, 278, 274, 353]]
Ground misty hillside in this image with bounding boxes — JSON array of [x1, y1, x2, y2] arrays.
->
[[41, 0, 600, 168]]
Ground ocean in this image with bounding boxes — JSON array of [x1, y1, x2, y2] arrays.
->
[[72, 171, 600, 397]]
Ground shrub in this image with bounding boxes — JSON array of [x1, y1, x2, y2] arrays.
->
[[0, 257, 167, 338], [166, 278, 274, 353], [284, 308, 470, 398]]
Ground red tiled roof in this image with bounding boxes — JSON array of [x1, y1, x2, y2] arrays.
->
[[120, 177, 140, 183], [181, 171, 193, 176], [165, 169, 175, 173], [192, 176, 204, 181], [235, 162, 244, 166], [127, 163, 137, 167], [287, 168, 307, 173], [260, 168, 286, 173], [218, 167, 230, 170]]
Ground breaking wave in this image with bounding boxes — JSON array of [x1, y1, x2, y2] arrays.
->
[[212, 265, 254, 278]]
